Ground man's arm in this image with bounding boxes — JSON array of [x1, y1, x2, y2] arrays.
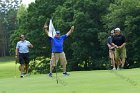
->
[[112, 43, 118, 48], [28, 43, 33, 48], [119, 43, 126, 48], [66, 26, 74, 36], [15, 48, 19, 58], [43, 23, 49, 36], [107, 43, 111, 48]]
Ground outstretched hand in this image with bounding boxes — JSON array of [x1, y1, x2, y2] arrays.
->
[[44, 24, 48, 29]]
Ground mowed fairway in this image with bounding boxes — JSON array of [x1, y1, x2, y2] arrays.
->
[[0, 58, 140, 93]]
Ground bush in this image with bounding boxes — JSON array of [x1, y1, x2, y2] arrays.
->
[[29, 57, 50, 74]]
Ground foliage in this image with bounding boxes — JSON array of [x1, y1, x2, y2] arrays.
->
[[29, 57, 50, 74], [2, 0, 139, 73], [0, 0, 21, 56]]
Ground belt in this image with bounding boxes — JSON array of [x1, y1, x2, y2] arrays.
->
[[52, 52, 62, 53]]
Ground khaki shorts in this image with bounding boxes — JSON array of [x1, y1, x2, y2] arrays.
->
[[109, 49, 115, 59], [50, 52, 67, 66], [115, 46, 127, 60]]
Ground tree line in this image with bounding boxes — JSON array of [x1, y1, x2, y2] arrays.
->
[[0, 0, 140, 72]]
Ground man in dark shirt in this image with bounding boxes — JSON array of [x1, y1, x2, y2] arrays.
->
[[107, 30, 116, 70], [112, 28, 127, 70]]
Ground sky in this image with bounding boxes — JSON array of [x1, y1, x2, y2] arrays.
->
[[22, 0, 35, 7]]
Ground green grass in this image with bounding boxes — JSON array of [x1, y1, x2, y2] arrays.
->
[[0, 59, 140, 93]]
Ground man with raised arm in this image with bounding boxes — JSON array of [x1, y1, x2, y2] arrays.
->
[[15, 34, 33, 78], [44, 24, 74, 77]]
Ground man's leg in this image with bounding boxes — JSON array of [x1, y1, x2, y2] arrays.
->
[[49, 53, 59, 77], [110, 50, 116, 69], [109, 50, 113, 66], [62, 63, 66, 73], [20, 64, 24, 77], [121, 47, 127, 68], [111, 58, 116, 69], [19, 53, 24, 77], [50, 61, 55, 74], [24, 53, 30, 75], [25, 64, 29, 74], [115, 49, 120, 70], [60, 52, 69, 75], [112, 51, 116, 69], [121, 58, 125, 68]]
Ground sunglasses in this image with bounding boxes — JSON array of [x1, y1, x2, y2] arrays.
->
[[20, 36, 23, 38]]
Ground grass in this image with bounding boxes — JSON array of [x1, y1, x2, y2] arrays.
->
[[0, 58, 140, 93]]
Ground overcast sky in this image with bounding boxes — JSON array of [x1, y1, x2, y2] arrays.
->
[[22, 0, 35, 7]]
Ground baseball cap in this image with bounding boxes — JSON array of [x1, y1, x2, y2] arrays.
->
[[56, 31, 60, 34], [114, 28, 120, 31]]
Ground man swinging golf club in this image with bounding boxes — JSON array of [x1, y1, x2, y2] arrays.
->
[[44, 21, 74, 77], [15, 34, 33, 78]]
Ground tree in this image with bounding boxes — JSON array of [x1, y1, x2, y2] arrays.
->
[[0, 0, 21, 56]]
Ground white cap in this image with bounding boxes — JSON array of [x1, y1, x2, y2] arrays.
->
[[114, 28, 120, 31]]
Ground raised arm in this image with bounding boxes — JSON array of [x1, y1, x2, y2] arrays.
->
[[43, 23, 49, 36], [66, 26, 75, 36], [28, 42, 33, 48]]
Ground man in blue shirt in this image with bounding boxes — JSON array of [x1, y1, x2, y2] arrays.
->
[[15, 35, 33, 78], [44, 25, 74, 77]]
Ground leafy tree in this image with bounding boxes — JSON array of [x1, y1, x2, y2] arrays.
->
[[0, 0, 21, 56]]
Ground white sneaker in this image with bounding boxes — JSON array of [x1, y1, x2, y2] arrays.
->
[[20, 74, 24, 78], [112, 68, 116, 70], [117, 68, 120, 70]]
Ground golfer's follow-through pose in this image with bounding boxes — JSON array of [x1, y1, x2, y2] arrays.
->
[[15, 35, 33, 78], [44, 24, 74, 77]]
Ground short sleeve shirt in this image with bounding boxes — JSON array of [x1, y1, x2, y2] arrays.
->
[[112, 34, 126, 46], [107, 36, 113, 45], [48, 35, 68, 52], [16, 40, 31, 53]]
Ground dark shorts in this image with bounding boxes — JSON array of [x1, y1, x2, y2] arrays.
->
[[19, 53, 30, 64]]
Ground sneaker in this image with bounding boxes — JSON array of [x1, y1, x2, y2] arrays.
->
[[20, 75, 24, 78], [112, 68, 116, 70], [48, 73, 52, 77], [117, 67, 120, 70], [63, 72, 70, 76]]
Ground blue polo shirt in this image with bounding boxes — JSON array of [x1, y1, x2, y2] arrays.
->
[[48, 35, 68, 53]]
